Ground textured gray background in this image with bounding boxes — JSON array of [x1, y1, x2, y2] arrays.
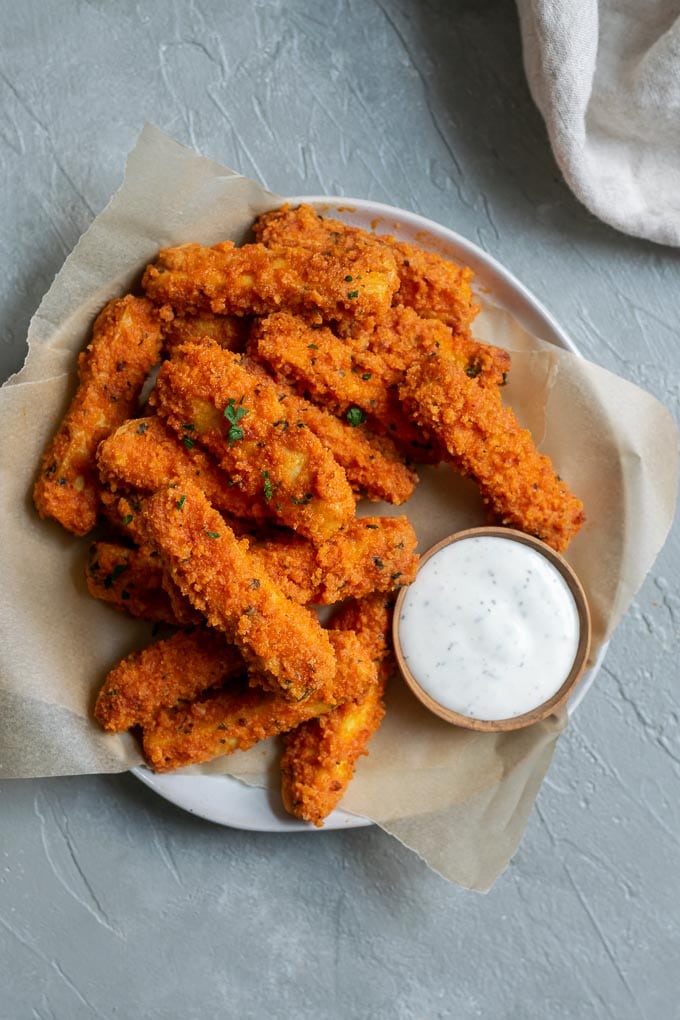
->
[[1, 2, 679, 1018]]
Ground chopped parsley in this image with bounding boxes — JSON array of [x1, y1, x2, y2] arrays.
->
[[121, 514, 133, 526], [182, 435, 195, 450], [347, 289, 359, 299], [344, 275, 353, 282], [262, 470, 273, 503], [176, 494, 186, 511], [204, 530, 220, 539], [182, 423, 195, 431], [104, 563, 128, 589], [361, 372, 372, 381], [465, 361, 481, 379], [346, 406, 366, 427], [307, 343, 319, 350], [224, 397, 249, 446]]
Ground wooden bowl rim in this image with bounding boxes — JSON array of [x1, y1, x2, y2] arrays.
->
[[392, 526, 592, 732]]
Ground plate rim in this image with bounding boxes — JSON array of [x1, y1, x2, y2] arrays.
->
[[133, 194, 605, 832]]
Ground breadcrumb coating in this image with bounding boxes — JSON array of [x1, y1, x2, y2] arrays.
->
[[244, 358, 417, 505], [95, 628, 244, 732], [251, 313, 441, 463], [254, 203, 479, 331], [142, 629, 378, 772], [161, 309, 249, 355], [400, 356, 585, 551], [346, 305, 510, 390], [97, 415, 268, 523], [139, 482, 337, 699], [151, 341, 356, 541], [86, 541, 175, 624], [280, 593, 394, 825], [249, 515, 418, 605], [33, 296, 162, 535], [142, 240, 399, 322]]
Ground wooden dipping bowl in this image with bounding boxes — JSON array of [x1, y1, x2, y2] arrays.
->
[[392, 527, 592, 732]]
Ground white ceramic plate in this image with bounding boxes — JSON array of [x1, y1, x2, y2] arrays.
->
[[133, 196, 608, 831]]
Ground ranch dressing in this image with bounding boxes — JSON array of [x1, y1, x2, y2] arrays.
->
[[398, 535, 580, 720]]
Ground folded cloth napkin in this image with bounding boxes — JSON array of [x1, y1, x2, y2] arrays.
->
[[516, 0, 680, 246]]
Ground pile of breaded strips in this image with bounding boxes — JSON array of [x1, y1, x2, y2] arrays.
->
[[33, 205, 583, 825]]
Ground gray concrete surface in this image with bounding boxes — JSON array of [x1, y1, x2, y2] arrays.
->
[[1, 2, 679, 1018]]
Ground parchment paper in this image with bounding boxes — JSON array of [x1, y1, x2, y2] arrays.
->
[[1, 125, 677, 891]]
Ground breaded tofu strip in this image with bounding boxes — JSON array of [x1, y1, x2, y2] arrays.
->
[[142, 240, 399, 322], [254, 203, 479, 331], [33, 296, 162, 535], [244, 357, 418, 504], [249, 515, 419, 605], [142, 629, 378, 772], [251, 314, 441, 463], [152, 342, 355, 541], [97, 416, 269, 523], [401, 357, 585, 552], [140, 482, 337, 700], [95, 628, 245, 732], [86, 541, 201, 625], [280, 681, 386, 826], [86, 541, 173, 624], [349, 305, 510, 391], [280, 594, 393, 826], [292, 395, 417, 504], [161, 310, 249, 355]]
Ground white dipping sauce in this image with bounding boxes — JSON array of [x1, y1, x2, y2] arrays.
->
[[398, 536, 580, 720]]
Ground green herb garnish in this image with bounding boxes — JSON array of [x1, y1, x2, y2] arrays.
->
[[262, 470, 273, 504], [347, 290, 359, 299], [104, 563, 128, 589], [346, 406, 366, 427], [204, 530, 220, 539], [182, 435, 195, 450], [121, 514, 133, 526], [176, 494, 186, 510], [224, 397, 249, 446]]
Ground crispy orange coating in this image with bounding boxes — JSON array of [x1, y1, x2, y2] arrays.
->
[[152, 341, 356, 541], [97, 416, 268, 523], [95, 629, 245, 732], [139, 482, 337, 699], [86, 541, 173, 624], [280, 593, 393, 825], [251, 313, 441, 463], [244, 358, 417, 504], [161, 309, 249, 355], [347, 305, 510, 390], [254, 203, 479, 330], [329, 591, 395, 644], [280, 679, 386, 826], [249, 516, 418, 605], [33, 296, 162, 535], [86, 541, 201, 625], [142, 240, 399, 321], [142, 629, 378, 771], [401, 357, 585, 551]]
